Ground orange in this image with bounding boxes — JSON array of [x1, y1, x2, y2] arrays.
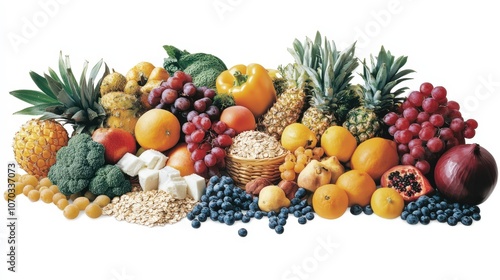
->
[[280, 123, 317, 152], [320, 126, 357, 162], [335, 170, 376, 207], [350, 137, 399, 182], [134, 109, 180, 152], [220, 105, 256, 134], [312, 184, 349, 219], [165, 142, 196, 176], [371, 187, 405, 219]]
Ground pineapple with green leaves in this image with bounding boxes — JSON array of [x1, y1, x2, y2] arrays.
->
[[258, 63, 309, 140], [343, 46, 415, 143], [10, 52, 109, 135], [258, 33, 321, 140], [299, 32, 360, 141]]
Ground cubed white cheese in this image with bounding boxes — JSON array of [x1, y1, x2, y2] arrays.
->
[[138, 168, 159, 191], [116, 153, 145, 177], [184, 173, 206, 201], [158, 166, 181, 186], [159, 177, 187, 199], [138, 149, 169, 170]]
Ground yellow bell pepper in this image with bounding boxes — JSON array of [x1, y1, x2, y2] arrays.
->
[[216, 63, 276, 118]]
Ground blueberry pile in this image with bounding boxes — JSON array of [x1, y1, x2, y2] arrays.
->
[[401, 192, 481, 226], [187, 175, 315, 236]]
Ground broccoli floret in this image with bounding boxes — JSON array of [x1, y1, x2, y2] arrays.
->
[[184, 61, 225, 90], [48, 134, 106, 196], [89, 165, 131, 198]]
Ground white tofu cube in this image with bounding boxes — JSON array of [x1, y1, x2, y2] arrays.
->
[[159, 177, 187, 199], [138, 168, 159, 191], [184, 173, 206, 201], [116, 153, 145, 177], [158, 166, 181, 186], [139, 149, 169, 170]]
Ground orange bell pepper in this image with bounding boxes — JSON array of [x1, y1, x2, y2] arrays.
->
[[216, 63, 276, 118]]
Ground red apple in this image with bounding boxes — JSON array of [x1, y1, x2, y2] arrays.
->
[[92, 128, 137, 164]]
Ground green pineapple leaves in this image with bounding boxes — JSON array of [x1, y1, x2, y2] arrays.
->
[[9, 51, 109, 135]]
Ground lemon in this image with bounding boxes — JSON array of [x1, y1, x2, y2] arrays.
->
[[281, 123, 317, 152]]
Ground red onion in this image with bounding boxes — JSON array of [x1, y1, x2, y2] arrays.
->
[[434, 143, 498, 205]]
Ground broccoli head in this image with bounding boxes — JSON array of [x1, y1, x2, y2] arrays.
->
[[89, 165, 131, 198], [48, 134, 106, 195]]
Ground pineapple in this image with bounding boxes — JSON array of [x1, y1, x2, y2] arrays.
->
[[299, 32, 360, 141], [258, 63, 308, 140], [9, 52, 110, 135], [13, 119, 69, 178], [343, 46, 415, 143]]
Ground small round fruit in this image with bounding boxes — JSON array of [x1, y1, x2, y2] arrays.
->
[[73, 196, 90, 211], [52, 193, 67, 205], [40, 189, 55, 203], [312, 184, 349, 219], [63, 204, 80, 219], [27, 189, 40, 202], [85, 203, 103, 219], [57, 199, 69, 210], [22, 184, 35, 196], [320, 126, 357, 162], [93, 195, 111, 207], [48, 185, 59, 194], [20, 174, 39, 187], [370, 188, 405, 219], [14, 182, 25, 195]]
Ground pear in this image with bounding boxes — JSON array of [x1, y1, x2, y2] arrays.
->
[[321, 156, 345, 183], [258, 185, 291, 212], [297, 159, 332, 192]]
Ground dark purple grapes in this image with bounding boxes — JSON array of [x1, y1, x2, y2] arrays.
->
[[174, 97, 191, 111]]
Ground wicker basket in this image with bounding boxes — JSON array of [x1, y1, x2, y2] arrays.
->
[[225, 153, 287, 188]]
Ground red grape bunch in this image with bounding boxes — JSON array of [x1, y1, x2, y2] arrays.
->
[[383, 82, 478, 174], [183, 113, 236, 178], [148, 71, 221, 125]]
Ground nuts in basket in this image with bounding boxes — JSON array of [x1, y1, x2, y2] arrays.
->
[[227, 130, 287, 159]]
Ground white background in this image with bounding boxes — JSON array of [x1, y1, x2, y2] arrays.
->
[[1, 1, 499, 280]]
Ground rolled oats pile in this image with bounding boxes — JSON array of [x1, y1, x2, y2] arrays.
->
[[227, 130, 287, 159], [102, 190, 197, 227]]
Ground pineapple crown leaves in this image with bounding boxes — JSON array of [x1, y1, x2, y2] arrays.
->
[[361, 46, 415, 115], [277, 63, 309, 90], [9, 52, 109, 134], [287, 31, 322, 71]]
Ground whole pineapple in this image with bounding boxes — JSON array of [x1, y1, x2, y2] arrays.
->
[[9, 52, 110, 135], [299, 32, 360, 141], [258, 63, 308, 140], [13, 119, 69, 178], [343, 46, 415, 143]]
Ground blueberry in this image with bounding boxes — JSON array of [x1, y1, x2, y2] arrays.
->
[[217, 190, 224, 198], [447, 216, 458, 226], [462, 209, 471, 216], [421, 207, 430, 216], [363, 205, 373, 215], [221, 202, 233, 211], [224, 188, 233, 196], [350, 205, 363, 215], [269, 220, 278, 229], [295, 188, 307, 199], [278, 213, 288, 220], [288, 206, 296, 213], [186, 212, 196, 221], [234, 211, 243, 221], [400, 210, 409, 220], [201, 195, 208, 202], [420, 215, 430, 225], [416, 196, 429, 207], [241, 215, 250, 223], [198, 213, 207, 222], [213, 183, 221, 192], [429, 212, 437, 220], [209, 176, 220, 184], [267, 211, 277, 218], [452, 211, 463, 220], [217, 215, 224, 223], [452, 202, 461, 209], [278, 218, 287, 226], [191, 219, 201, 229], [299, 200, 308, 207], [428, 197, 436, 204], [437, 214, 447, 223], [427, 203, 436, 211], [472, 213, 481, 221], [280, 207, 290, 214], [249, 202, 259, 211], [223, 215, 235, 225], [275, 225, 285, 234], [461, 216, 473, 226], [470, 205, 481, 214], [440, 201, 448, 208], [254, 211, 264, 219], [216, 199, 223, 207], [223, 196, 233, 203], [407, 202, 418, 212], [444, 209, 453, 216], [210, 211, 218, 221], [238, 228, 248, 237], [290, 197, 301, 206], [406, 214, 419, 225], [436, 209, 444, 215], [412, 210, 422, 218], [305, 212, 314, 221], [246, 210, 255, 218], [298, 216, 307, 225], [208, 200, 218, 209], [293, 210, 302, 218]]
